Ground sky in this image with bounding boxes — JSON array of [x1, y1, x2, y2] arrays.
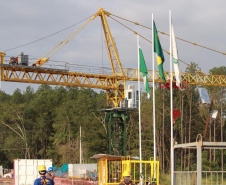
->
[[0, 0, 225, 95]]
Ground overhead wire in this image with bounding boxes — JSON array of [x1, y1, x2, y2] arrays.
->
[[5, 15, 93, 52], [110, 13, 226, 56], [41, 17, 93, 60], [4, 10, 223, 76], [108, 14, 208, 75]]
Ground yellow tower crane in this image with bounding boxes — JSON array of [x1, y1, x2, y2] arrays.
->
[[0, 8, 226, 156], [1, 8, 225, 108]]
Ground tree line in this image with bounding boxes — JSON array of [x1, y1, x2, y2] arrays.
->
[[0, 65, 225, 173]]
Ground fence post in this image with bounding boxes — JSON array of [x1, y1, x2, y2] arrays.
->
[[211, 172, 212, 185], [197, 140, 202, 185], [179, 173, 181, 185], [217, 173, 218, 184]]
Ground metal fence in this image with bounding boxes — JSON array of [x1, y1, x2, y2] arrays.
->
[[202, 171, 226, 185], [174, 171, 226, 185], [174, 171, 197, 185], [53, 164, 69, 177]]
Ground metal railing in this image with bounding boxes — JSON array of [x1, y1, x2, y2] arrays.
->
[[122, 159, 159, 185], [174, 171, 226, 185]]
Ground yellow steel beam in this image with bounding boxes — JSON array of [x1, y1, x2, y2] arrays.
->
[[124, 68, 226, 87], [1, 64, 121, 89], [0, 52, 6, 81], [99, 8, 125, 77], [0, 64, 127, 107], [1, 65, 226, 88], [1, 65, 225, 107], [33, 10, 102, 67], [2, 9, 225, 108], [98, 8, 126, 106]]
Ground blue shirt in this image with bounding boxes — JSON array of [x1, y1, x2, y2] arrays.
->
[[34, 176, 54, 185]]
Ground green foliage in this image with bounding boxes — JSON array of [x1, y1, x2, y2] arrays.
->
[[159, 173, 171, 185], [0, 65, 225, 173], [0, 86, 107, 167]]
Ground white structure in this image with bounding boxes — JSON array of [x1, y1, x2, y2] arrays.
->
[[14, 159, 52, 185], [0, 166, 3, 178], [174, 134, 226, 185], [17, 52, 28, 66], [212, 110, 218, 119], [124, 85, 139, 108], [198, 88, 211, 104], [68, 163, 97, 178]]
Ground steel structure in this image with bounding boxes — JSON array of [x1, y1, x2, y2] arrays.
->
[[0, 63, 225, 105], [1, 8, 226, 156], [104, 109, 128, 156], [174, 135, 226, 185], [1, 8, 226, 107], [91, 154, 160, 185]]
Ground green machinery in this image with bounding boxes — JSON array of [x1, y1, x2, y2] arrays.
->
[[104, 109, 129, 156]]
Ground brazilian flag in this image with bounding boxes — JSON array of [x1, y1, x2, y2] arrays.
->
[[153, 21, 166, 83]]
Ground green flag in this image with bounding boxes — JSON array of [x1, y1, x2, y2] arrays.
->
[[139, 45, 150, 98], [153, 21, 166, 82]]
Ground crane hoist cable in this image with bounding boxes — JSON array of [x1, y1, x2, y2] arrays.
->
[[5, 15, 93, 52], [32, 13, 99, 67], [110, 13, 226, 56], [108, 15, 206, 76]]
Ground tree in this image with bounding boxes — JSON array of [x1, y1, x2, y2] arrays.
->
[[0, 103, 30, 159]]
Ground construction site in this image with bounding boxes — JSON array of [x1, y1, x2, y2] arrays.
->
[[0, 2, 226, 185]]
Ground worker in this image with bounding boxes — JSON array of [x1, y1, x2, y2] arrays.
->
[[45, 167, 55, 181], [119, 170, 134, 185], [34, 165, 54, 185]]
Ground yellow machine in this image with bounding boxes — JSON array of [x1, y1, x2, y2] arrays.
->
[[91, 154, 159, 185]]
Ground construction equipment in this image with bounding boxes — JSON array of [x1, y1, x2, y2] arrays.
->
[[0, 8, 226, 156], [91, 154, 160, 185]]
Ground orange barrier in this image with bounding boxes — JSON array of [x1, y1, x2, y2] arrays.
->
[[0, 178, 14, 185]]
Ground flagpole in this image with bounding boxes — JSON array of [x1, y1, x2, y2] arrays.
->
[[169, 10, 174, 185], [80, 126, 82, 164], [137, 35, 143, 183], [152, 13, 156, 162], [137, 35, 142, 162]]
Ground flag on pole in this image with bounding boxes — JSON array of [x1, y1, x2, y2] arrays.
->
[[171, 23, 181, 87], [139, 44, 150, 99], [153, 21, 166, 83]]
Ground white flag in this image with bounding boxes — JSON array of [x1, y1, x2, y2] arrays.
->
[[171, 23, 181, 87]]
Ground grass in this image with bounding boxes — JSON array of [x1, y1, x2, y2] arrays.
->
[[159, 173, 171, 185]]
